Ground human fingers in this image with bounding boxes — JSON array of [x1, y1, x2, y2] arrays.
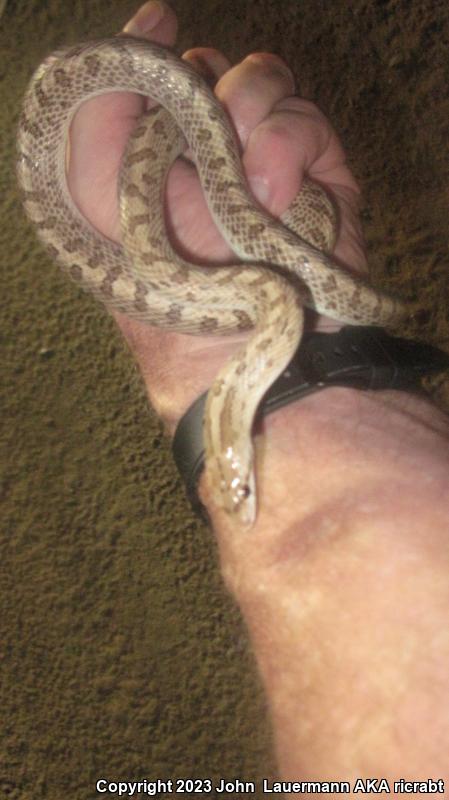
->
[[162, 49, 297, 261], [244, 94, 367, 281], [244, 95, 367, 275], [176, 50, 367, 277]]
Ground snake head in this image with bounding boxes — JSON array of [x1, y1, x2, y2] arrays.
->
[[207, 448, 257, 528]]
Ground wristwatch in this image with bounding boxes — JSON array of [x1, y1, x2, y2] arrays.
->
[[172, 325, 449, 520]]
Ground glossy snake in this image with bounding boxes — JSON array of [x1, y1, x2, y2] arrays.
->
[[17, 36, 407, 526]]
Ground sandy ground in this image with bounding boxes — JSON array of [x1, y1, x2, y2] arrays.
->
[[1, 1, 448, 797]]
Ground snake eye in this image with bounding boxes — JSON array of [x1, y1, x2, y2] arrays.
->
[[231, 483, 251, 512]]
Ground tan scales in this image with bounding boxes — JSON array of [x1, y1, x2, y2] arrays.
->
[[16, 36, 408, 526]]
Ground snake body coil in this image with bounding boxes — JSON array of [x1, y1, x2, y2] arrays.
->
[[17, 36, 407, 525]]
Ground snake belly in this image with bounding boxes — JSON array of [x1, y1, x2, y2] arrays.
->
[[16, 36, 407, 526]]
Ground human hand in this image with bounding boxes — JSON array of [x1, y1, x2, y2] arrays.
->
[[68, 0, 367, 430], [66, 5, 449, 781]]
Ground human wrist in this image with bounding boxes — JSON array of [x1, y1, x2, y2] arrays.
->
[[198, 386, 449, 778], [170, 324, 449, 527], [199, 386, 449, 583]]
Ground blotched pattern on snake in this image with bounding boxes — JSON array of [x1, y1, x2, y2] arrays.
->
[[16, 36, 408, 526]]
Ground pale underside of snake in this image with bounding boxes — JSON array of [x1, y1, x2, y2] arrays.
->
[[17, 36, 408, 527]]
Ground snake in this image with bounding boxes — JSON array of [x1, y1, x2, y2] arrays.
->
[[16, 36, 408, 527]]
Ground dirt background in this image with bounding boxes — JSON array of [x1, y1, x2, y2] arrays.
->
[[1, 0, 448, 798]]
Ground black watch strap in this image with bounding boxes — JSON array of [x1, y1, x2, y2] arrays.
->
[[172, 325, 449, 518]]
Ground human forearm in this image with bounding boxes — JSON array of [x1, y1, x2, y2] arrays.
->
[[64, 0, 449, 780], [200, 387, 449, 780]]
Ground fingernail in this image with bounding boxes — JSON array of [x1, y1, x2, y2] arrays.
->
[[123, 1, 167, 34], [248, 175, 271, 205], [246, 52, 295, 89], [183, 51, 223, 87]]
